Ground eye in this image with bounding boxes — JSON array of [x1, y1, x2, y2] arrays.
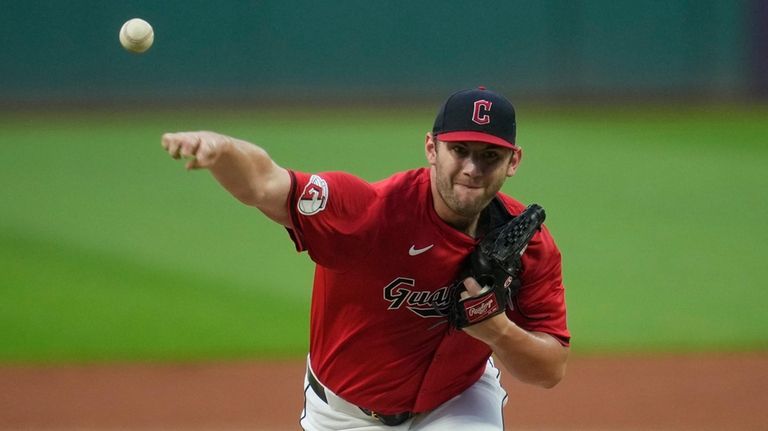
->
[[482, 151, 501, 161], [450, 145, 469, 157]]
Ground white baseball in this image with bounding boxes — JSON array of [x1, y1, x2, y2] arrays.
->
[[119, 18, 154, 53]]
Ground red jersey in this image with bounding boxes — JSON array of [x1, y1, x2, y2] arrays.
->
[[286, 167, 569, 414]]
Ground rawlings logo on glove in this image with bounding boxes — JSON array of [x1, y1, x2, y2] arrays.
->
[[464, 294, 501, 323], [445, 204, 546, 329]]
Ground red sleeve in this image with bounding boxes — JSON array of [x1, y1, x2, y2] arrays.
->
[[506, 224, 571, 346], [285, 170, 378, 269]]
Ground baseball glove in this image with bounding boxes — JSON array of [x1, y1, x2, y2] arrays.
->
[[447, 204, 546, 329]]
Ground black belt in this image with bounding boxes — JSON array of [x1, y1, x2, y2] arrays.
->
[[306, 368, 414, 427]]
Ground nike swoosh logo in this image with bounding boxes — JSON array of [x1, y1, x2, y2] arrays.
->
[[409, 244, 434, 256]]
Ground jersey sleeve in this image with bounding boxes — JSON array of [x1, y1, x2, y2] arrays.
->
[[285, 170, 378, 269], [506, 224, 571, 346]]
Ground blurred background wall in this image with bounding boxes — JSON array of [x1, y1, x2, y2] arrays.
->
[[1, 0, 766, 106]]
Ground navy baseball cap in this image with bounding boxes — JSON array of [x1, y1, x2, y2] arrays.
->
[[432, 87, 517, 149]]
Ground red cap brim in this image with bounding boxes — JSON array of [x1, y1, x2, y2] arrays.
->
[[436, 131, 517, 149]]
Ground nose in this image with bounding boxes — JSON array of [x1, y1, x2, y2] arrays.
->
[[461, 154, 482, 177]]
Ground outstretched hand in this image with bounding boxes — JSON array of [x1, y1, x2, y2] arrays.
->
[[161, 131, 229, 170]]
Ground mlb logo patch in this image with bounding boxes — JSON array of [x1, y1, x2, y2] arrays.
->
[[298, 174, 329, 215]]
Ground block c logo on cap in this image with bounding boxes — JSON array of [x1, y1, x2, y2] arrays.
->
[[472, 100, 492, 125]]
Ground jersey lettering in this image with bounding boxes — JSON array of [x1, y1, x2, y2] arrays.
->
[[383, 277, 451, 318], [472, 100, 492, 125]]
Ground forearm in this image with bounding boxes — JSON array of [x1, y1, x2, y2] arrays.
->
[[162, 131, 292, 225], [466, 316, 569, 388], [208, 137, 283, 206]]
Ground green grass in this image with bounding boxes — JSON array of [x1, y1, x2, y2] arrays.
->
[[1, 229, 308, 362], [1, 104, 767, 362]]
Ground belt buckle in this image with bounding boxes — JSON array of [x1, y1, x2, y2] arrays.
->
[[365, 409, 412, 426]]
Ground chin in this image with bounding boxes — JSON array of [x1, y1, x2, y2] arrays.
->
[[452, 199, 489, 218], [455, 190, 487, 206]]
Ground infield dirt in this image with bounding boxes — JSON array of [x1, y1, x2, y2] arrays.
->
[[1, 353, 766, 430]]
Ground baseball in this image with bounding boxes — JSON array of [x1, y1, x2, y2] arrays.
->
[[119, 18, 154, 53]]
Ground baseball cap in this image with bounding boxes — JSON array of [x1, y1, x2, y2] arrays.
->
[[432, 87, 517, 149]]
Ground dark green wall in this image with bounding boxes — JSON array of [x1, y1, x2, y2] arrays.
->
[[0, 1, 754, 104]]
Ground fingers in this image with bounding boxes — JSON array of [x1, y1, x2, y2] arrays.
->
[[194, 136, 217, 165], [185, 158, 199, 170], [161, 132, 217, 169], [460, 277, 490, 300], [179, 135, 201, 159], [161, 132, 187, 159]]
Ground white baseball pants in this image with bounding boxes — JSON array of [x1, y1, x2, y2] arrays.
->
[[300, 358, 508, 430]]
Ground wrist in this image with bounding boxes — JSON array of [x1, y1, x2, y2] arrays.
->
[[484, 316, 513, 348], [208, 134, 237, 167], [464, 313, 512, 347]]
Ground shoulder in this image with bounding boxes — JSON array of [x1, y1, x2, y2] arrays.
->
[[373, 167, 429, 191], [371, 167, 430, 202], [365, 168, 431, 226], [295, 168, 427, 194], [291, 170, 376, 201]]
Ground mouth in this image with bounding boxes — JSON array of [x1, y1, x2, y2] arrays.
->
[[454, 183, 483, 190]]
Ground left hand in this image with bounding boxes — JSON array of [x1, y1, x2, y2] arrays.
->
[[460, 277, 511, 347]]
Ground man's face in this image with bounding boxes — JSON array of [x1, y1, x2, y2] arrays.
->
[[426, 135, 520, 218]]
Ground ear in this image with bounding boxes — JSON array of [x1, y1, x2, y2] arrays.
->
[[425, 132, 438, 165], [506, 147, 523, 177]]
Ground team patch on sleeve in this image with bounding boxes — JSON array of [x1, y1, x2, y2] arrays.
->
[[298, 174, 329, 215]]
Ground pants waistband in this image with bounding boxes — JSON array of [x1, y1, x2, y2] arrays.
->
[[306, 367, 413, 427]]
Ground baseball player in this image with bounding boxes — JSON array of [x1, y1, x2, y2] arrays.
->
[[161, 87, 570, 430]]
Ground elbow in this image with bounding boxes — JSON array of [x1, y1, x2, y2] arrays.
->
[[537, 362, 567, 389], [235, 171, 286, 208], [231, 178, 274, 207], [538, 371, 564, 389], [536, 342, 569, 389], [521, 359, 566, 389]]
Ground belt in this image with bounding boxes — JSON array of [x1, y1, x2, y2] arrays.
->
[[306, 368, 414, 427]]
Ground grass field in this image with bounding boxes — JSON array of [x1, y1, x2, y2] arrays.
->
[[1, 104, 767, 363]]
